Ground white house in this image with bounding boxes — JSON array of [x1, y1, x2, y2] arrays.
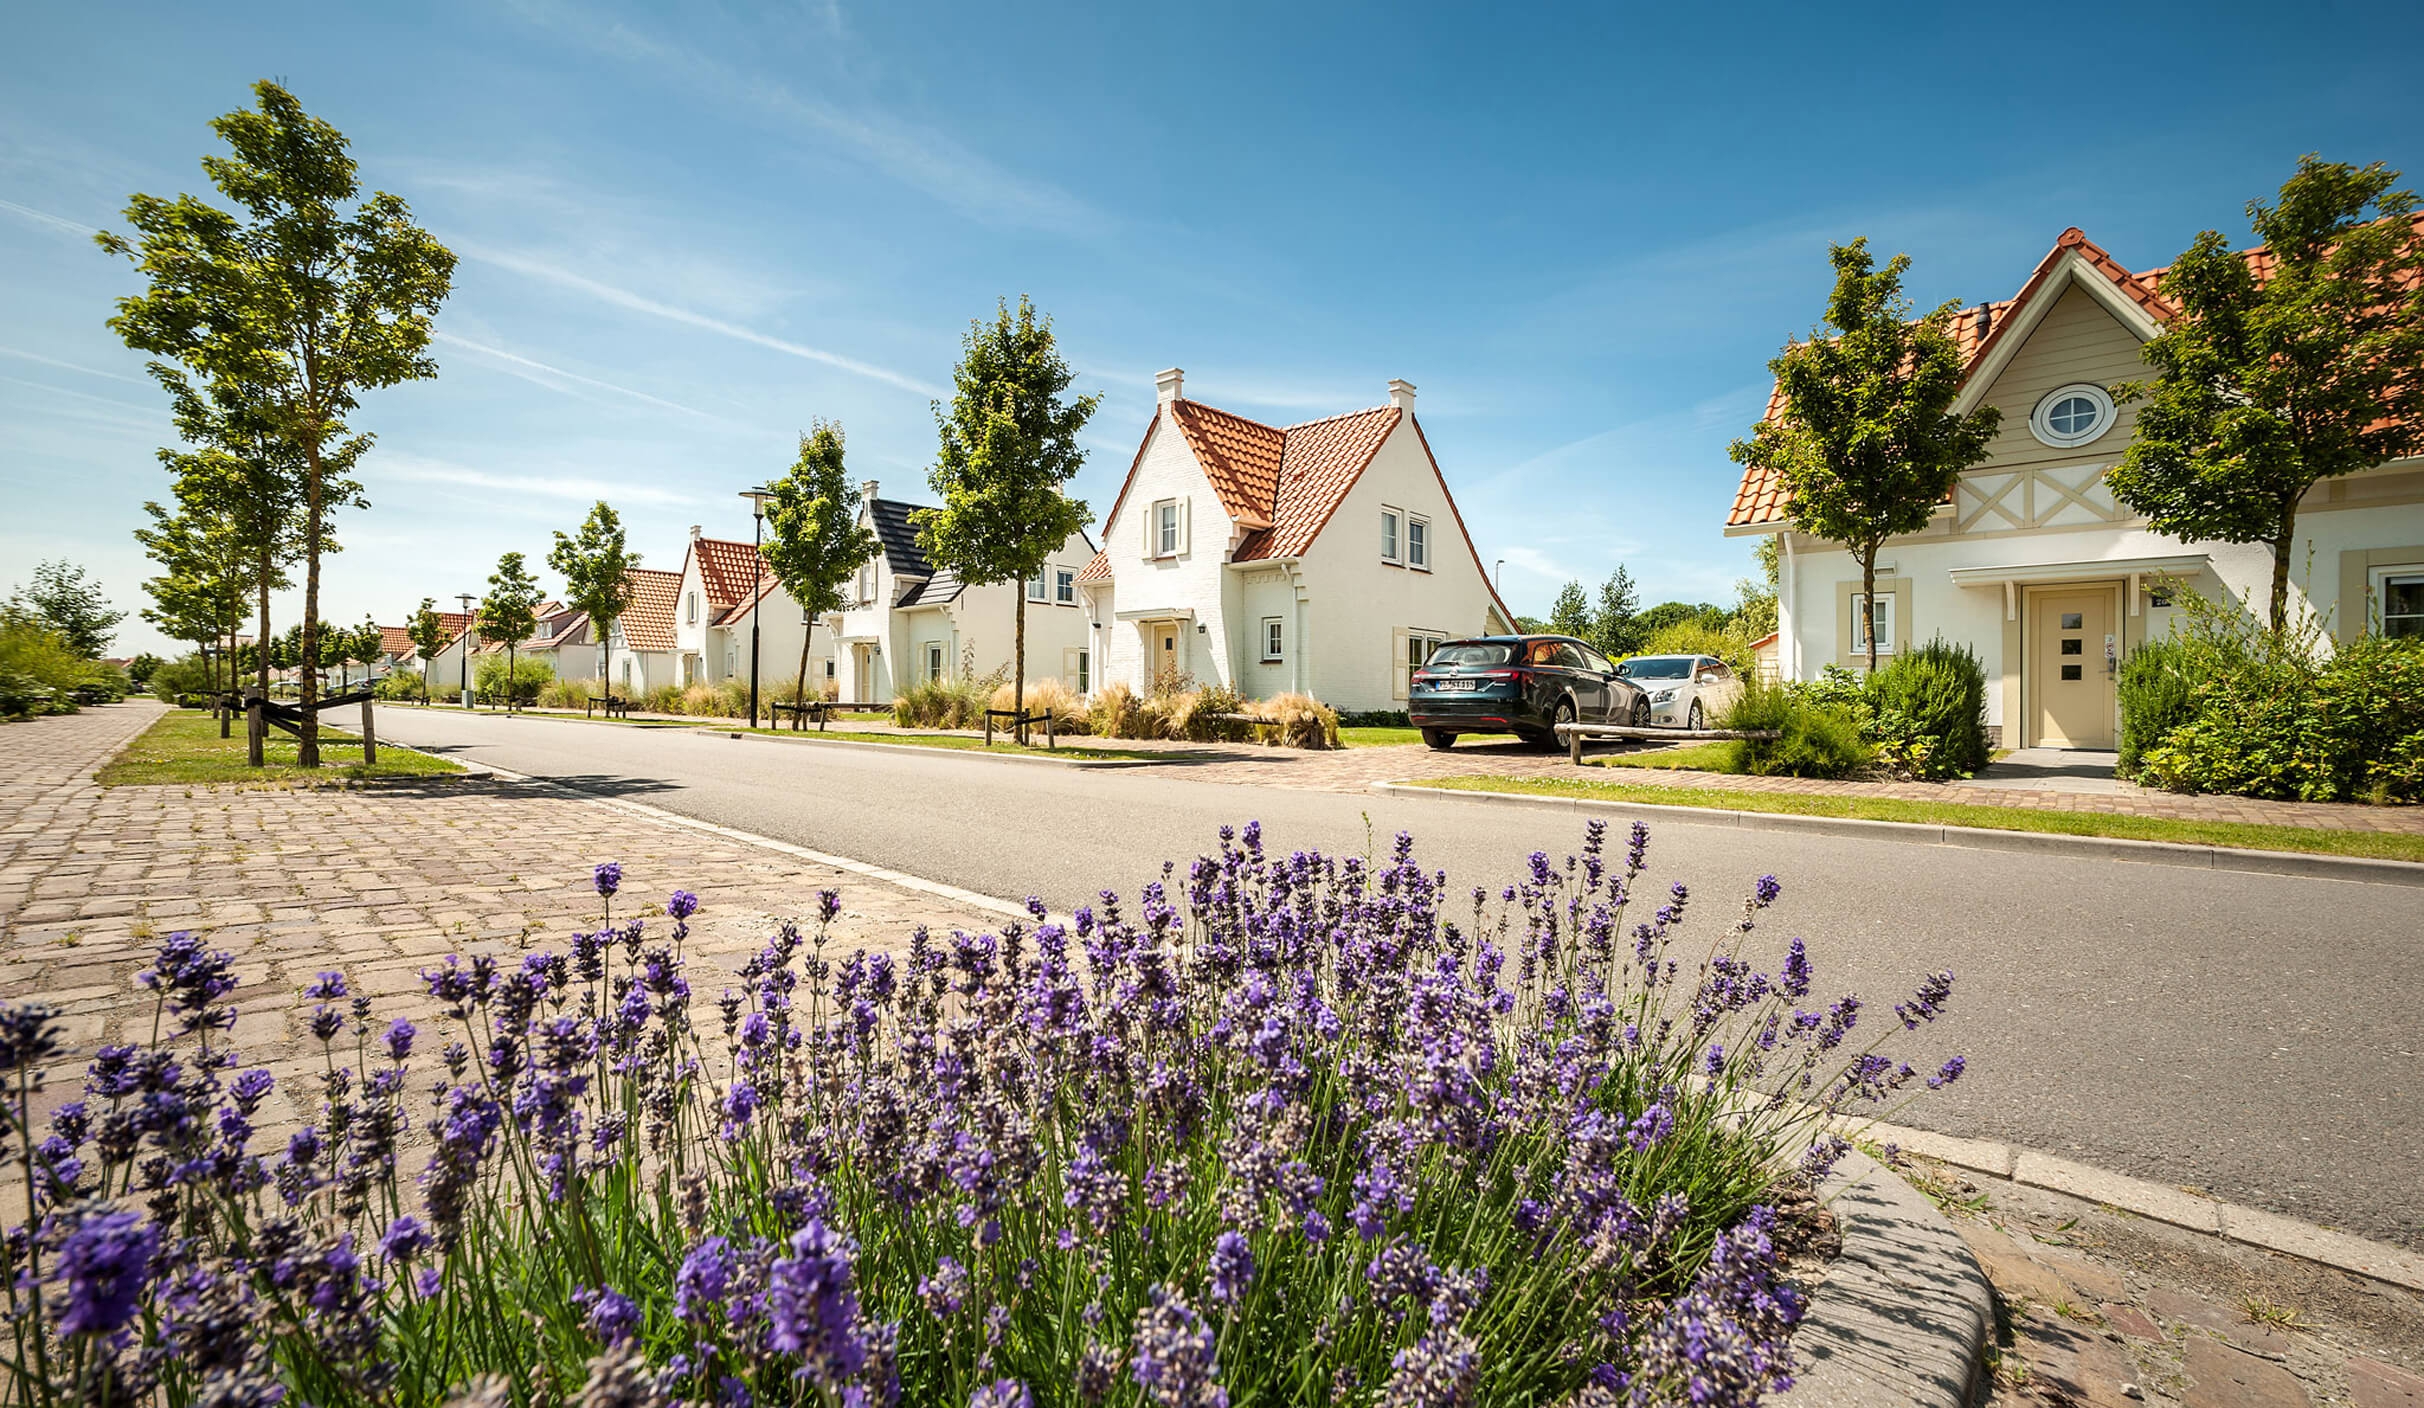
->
[[672, 527, 838, 698], [1079, 371, 1515, 713], [1728, 224, 2424, 750], [602, 568, 685, 696], [829, 482, 1095, 705]]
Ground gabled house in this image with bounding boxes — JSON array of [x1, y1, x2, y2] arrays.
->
[[602, 568, 684, 696], [672, 527, 835, 696], [376, 625, 420, 672], [415, 610, 480, 700], [829, 481, 1095, 705], [1081, 371, 1515, 713], [1728, 224, 2424, 750]]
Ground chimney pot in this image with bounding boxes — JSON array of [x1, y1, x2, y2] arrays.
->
[[688, 524, 701, 541], [1155, 367, 1185, 405], [860, 479, 880, 502], [1387, 379, 1417, 414]]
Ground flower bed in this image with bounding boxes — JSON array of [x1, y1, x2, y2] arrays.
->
[[1, 823, 1964, 1406]]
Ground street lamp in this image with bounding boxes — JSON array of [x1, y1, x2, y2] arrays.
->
[[1495, 559, 1505, 593], [740, 486, 776, 729], [456, 592, 476, 707]]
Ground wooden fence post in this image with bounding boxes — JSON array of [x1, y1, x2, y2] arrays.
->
[[246, 695, 265, 768], [1568, 723, 1583, 766], [360, 698, 378, 765]]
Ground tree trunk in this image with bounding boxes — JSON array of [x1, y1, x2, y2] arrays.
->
[[507, 643, 516, 713], [601, 628, 613, 703], [1014, 592, 1028, 744], [1860, 548, 1879, 674], [2268, 508, 2297, 637], [252, 549, 271, 768], [795, 626, 812, 722], [299, 446, 324, 768]]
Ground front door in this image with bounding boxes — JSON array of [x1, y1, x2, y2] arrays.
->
[[1151, 624, 1181, 685], [2030, 587, 2117, 748]]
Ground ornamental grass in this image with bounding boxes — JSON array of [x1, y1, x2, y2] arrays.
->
[[1, 821, 1963, 1407]]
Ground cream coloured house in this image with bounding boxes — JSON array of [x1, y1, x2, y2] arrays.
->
[[1727, 225, 2424, 750], [1078, 371, 1515, 713], [828, 481, 1095, 705], [671, 527, 836, 696]]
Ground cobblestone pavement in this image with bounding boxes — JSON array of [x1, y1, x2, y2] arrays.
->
[[0, 701, 999, 1148], [1921, 1158, 2424, 1407]]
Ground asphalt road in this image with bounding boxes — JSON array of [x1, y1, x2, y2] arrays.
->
[[375, 706, 2424, 1251]]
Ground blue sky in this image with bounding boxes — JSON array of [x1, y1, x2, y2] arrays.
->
[[5, 1, 2420, 656]]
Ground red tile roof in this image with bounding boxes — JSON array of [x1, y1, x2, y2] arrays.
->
[[1232, 407, 1402, 561], [691, 537, 768, 609], [1168, 401, 1284, 529], [1076, 550, 1112, 584], [378, 626, 416, 659], [617, 570, 684, 652], [1728, 218, 2421, 527]]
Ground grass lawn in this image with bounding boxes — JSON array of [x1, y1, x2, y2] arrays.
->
[[1410, 774, 2424, 864], [99, 708, 466, 787], [1594, 740, 1738, 771], [1340, 726, 1424, 748]]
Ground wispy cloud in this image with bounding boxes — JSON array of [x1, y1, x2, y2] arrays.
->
[[0, 197, 99, 239], [0, 346, 146, 384], [502, 0, 1099, 236], [462, 243, 943, 398], [432, 332, 737, 424], [377, 453, 704, 508]]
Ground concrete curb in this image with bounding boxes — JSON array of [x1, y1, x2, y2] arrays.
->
[[708, 729, 1157, 769], [1368, 781, 2424, 888], [1863, 1120, 2424, 1293], [1775, 1148, 1993, 1408]]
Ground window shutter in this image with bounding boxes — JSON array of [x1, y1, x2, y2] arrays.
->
[[1143, 503, 1154, 556], [1392, 627, 1411, 700], [1180, 498, 1192, 556]]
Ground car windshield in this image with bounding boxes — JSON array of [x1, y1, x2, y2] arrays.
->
[[1616, 656, 1694, 681], [1428, 643, 1513, 668]]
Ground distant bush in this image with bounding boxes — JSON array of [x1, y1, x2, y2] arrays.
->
[[538, 676, 599, 709], [0, 616, 93, 718], [892, 676, 989, 730], [474, 655, 554, 703], [989, 677, 1089, 730], [145, 652, 220, 706], [1722, 676, 1871, 778], [374, 668, 426, 702], [1336, 709, 1411, 729]]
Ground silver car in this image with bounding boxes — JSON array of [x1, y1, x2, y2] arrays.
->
[[1613, 654, 1743, 730]]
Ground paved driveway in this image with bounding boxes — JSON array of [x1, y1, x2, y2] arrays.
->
[[367, 705, 2424, 1252]]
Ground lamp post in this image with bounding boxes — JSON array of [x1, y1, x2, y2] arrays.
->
[[740, 486, 775, 729], [456, 592, 476, 708]]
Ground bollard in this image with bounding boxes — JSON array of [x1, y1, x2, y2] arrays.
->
[[1568, 723, 1583, 766], [247, 695, 265, 768], [360, 697, 378, 766]]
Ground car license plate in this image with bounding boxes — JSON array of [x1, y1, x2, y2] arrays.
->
[[1435, 678, 1480, 691]]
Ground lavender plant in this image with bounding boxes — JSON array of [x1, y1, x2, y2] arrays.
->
[[1, 823, 1963, 1407]]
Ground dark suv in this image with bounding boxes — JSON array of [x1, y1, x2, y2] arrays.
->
[[1407, 635, 1649, 750]]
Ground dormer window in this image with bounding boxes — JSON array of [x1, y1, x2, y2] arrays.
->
[[2030, 383, 2115, 449]]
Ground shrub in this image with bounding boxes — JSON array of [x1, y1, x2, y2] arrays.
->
[[1088, 680, 1149, 738], [1865, 639, 1988, 780], [1336, 709, 1411, 729], [1162, 683, 1252, 743], [2116, 637, 2205, 778], [640, 683, 687, 714], [538, 676, 599, 709], [1246, 690, 1341, 748], [989, 677, 1090, 731], [0, 669, 56, 720], [892, 676, 990, 730], [1722, 676, 1871, 778], [474, 654, 553, 703], [1634, 620, 1765, 675], [0, 826, 1968, 1407], [0, 616, 89, 717], [374, 669, 426, 702], [144, 652, 220, 706]]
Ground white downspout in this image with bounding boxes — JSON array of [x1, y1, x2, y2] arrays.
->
[[1780, 531, 1798, 680]]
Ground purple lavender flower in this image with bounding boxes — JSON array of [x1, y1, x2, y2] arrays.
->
[[971, 1381, 1033, 1408], [1130, 1284, 1226, 1407], [918, 1254, 969, 1319], [1207, 1230, 1254, 1307], [1928, 1055, 1967, 1089], [594, 861, 623, 898], [674, 1236, 734, 1324], [767, 1219, 866, 1383], [379, 1216, 430, 1264], [576, 1285, 641, 1346], [667, 889, 699, 920], [55, 1210, 158, 1337], [304, 971, 349, 1001], [0, 1001, 62, 1070], [384, 1018, 416, 1062]]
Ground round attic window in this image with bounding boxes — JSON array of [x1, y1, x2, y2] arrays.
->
[[2030, 383, 2115, 449]]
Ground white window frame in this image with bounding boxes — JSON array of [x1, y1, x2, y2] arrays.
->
[[1154, 499, 1180, 558], [1380, 507, 1403, 564], [1055, 569, 1076, 605], [1850, 593, 1897, 656], [2372, 565, 2424, 638], [2029, 383, 2116, 449], [1076, 648, 1090, 694], [925, 642, 945, 683], [1406, 514, 1430, 571], [1027, 567, 1049, 602], [686, 590, 700, 624], [1261, 616, 1285, 663], [857, 563, 875, 606]]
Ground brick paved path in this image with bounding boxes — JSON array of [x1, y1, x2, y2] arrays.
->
[[0, 701, 999, 1146]]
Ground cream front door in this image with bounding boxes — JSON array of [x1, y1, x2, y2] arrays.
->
[[1150, 624, 1181, 686], [2030, 587, 2118, 748]]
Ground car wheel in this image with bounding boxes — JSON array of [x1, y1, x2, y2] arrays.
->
[[1421, 728, 1458, 751], [1687, 700, 1703, 731], [1533, 698, 1575, 751], [1631, 696, 1651, 729]]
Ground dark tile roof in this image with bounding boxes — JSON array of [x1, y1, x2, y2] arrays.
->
[[867, 498, 937, 579]]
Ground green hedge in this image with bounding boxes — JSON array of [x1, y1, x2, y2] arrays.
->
[[1721, 676, 1871, 777], [1865, 639, 1989, 780], [2137, 634, 2424, 803]]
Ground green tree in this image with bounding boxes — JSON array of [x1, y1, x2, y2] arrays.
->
[[1547, 581, 1591, 639], [134, 490, 253, 726], [99, 80, 455, 765], [1731, 239, 2000, 670], [1732, 538, 1781, 641], [10, 561, 125, 659], [479, 553, 545, 710], [2108, 156, 2424, 634], [915, 297, 1099, 739], [406, 597, 449, 703], [1592, 565, 1640, 657], [762, 422, 881, 709], [550, 501, 642, 698]]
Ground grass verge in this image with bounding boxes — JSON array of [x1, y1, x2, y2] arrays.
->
[[1340, 726, 1423, 748], [1408, 774, 2424, 863], [1595, 740, 1738, 770], [99, 708, 466, 787]]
